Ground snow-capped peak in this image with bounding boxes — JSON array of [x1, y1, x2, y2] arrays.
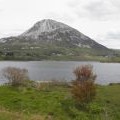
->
[[21, 19, 70, 37]]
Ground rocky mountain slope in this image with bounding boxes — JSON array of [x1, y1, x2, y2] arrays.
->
[[1, 19, 107, 49]]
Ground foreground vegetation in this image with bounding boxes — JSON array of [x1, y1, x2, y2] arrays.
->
[[0, 84, 119, 120], [0, 66, 119, 120]]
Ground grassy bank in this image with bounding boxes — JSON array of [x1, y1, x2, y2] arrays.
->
[[0, 84, 119, 120]]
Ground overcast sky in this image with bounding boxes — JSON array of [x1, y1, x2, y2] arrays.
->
[[0, 0, 120, 49]]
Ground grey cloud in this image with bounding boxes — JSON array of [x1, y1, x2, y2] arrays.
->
[[94, 31, 120, 49], [0, 9, 3, 12], [98, 39, 120, 49], [84, 1, 112, 20], [110, 0, 120, 9], [103, 32, 120, 48], [68, 0, 120, 21], [106, 32, 120, 40], [67, 0, 80, 8]]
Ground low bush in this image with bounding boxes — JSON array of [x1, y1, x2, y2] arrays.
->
[[2, 67, 29, 86], [71, 65, 96, 105]]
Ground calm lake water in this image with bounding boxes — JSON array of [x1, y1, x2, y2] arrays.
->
[[0, 61, 120, 85]]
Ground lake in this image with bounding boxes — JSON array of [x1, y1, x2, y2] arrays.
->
[[0, 61, 120, 85]]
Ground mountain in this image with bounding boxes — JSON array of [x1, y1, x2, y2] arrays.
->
[[0, 19, 112, 61], [1, 19, 107, 49]]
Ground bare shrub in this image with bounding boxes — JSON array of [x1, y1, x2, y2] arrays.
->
[[71, 65, 96, 104], [2, 67, 29, 86]]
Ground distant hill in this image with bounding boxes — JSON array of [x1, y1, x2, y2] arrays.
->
[[0, 19, 114, 61]]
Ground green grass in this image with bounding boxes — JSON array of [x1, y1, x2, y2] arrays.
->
[[0, 84, 120, 120], [0, 107, 45, 120], [96, 85, 120, 120]]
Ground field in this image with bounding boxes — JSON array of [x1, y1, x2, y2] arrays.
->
[[0, 84, 119, 120], [1, 44, 120, 62]]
